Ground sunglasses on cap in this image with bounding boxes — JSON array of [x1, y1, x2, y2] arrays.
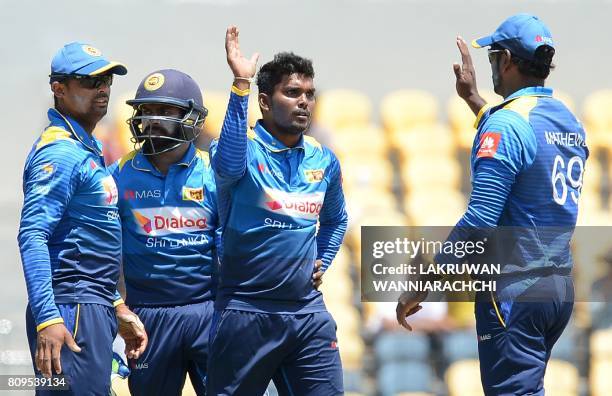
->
[[50, 74, 113, 89]]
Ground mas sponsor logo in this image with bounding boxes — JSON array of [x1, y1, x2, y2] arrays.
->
[[261, 188, 325, 220], [182, 187, 204, 202], [132, 207, 209, 236], [476, 132, 501, 158], [304, 169, 324, 183], [101, 176, 118, 205], [124, 189, 162, 200]]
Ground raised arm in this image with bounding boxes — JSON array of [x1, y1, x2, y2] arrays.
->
[[211, 26, 259, 185]]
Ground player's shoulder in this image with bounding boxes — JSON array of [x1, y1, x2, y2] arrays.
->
[[116, 149, 139, 172], [29, 127, 87, 166]]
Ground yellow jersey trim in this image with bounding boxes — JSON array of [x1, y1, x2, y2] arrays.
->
[[118, 150, 138, 171], [231, 85, 250, 97], [303, 135, 322, 151], [490, 291, 506, 328], [73, 304, 81, 338], [36, 127, 73, 151], [37, 317, 64, 332], [247, 129, 257, 140], [196, 149, 210, 166], [503, 96, 538, 123], [113, 298, 125, 307], [473, 103, 491, 129]]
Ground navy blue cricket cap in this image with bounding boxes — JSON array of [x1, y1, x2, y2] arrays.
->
[[472, 13, 554, 61], [127, 69, 206, 113], [50, 41, 127, 79]]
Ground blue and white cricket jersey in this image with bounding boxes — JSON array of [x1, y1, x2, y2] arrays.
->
[[211, 87, 348, 314], [18, 108, 122, 331], [111, 144, 218, 306], [446, 86, 589, 295]]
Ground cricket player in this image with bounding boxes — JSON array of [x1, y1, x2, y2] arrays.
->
[[207, 26, 348, 395], [396, 14, 588, 395], [110, 69, 215, 396], [18, 42, 146, 395]]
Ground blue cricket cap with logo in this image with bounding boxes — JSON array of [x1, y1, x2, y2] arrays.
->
[[472, 13, 554, 61], [127, 69, 206, 114], [50, 41, 127, 80]]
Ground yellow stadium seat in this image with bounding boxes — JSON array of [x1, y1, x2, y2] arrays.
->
[[583, 89, 612, 131], [447, 90, 501, 150], [582, 90, 612, 151], [582, 159, 603, 194], [396, 393, 435, 396], [108, 91, 138, 161], [401, 157, 462, 192], [445, 359, 484, 396], [591, 328, 612, 360], [247, 95, 262, 128], [591, 359, 612, 396], [403, 191, 466, 226], [202, 91, 229, 139], [348, 208, 410, 254], [380, 90, 439, 132], [345, 188, 399, 222], [543, 359, 579, 396], [321, 273, 354, 305], [314, 89, 373, 130], [391, 125, 456, 160], [337, 333, 365, 370], [553, 89, 576, 113], [333, 126, 389, 160], [340, 157, 395, 191]]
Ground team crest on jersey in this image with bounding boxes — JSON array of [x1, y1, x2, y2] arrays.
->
[[304, 169, 324, 183], [477, 132, 501, 158], [82, 45, 102, 57], [182, 187, 204, 202], [144, 73, 165, 91], [101, 176, 118, 205]]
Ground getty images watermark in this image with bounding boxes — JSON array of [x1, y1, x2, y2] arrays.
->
[[360, 226, 609, 303]]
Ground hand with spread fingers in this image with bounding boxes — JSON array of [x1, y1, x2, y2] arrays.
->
[[225, 25, 259, 89], [36, 323, 81, 378], [116, 304, 147, 360], [453, 36, 487, 116]]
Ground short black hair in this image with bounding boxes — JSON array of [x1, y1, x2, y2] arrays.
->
[[493, 44, 555, 79], [256, 52, 314, 96]]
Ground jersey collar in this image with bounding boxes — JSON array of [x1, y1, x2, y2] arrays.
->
[[47, 108, 103, 156], [504, 86, 553, 103], [253, 121, 305, 153]]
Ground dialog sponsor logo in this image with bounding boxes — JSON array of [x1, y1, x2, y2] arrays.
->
[[132, 207, 210, 236], [261, 188, 325, 220]]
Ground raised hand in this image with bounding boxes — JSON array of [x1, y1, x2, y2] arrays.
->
[[225, 25, 259, 80], [452, 36, 486, 116]]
